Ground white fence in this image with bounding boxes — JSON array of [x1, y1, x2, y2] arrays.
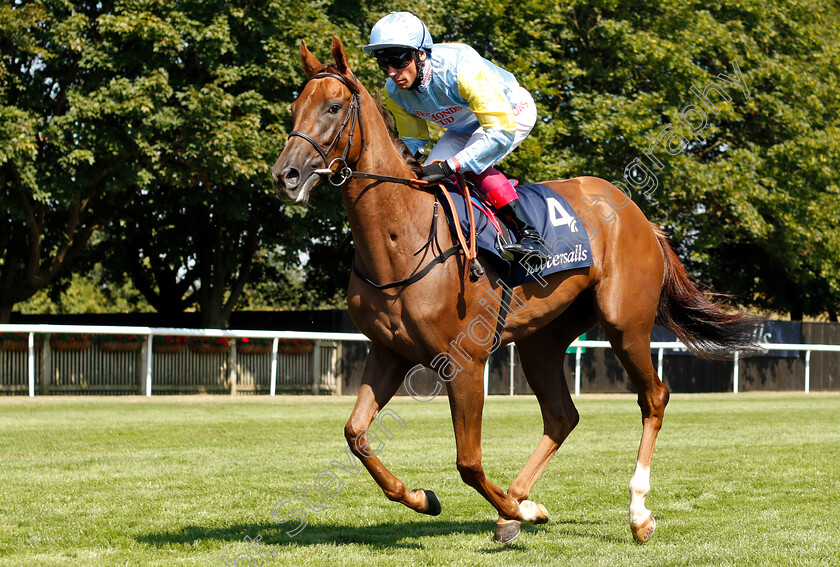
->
[[1, 324, 839, 397], [563, 340, 840, 396], [0, 325, 358, 397]]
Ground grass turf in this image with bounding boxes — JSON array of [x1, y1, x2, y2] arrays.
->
[[0, 393, 838, 566]]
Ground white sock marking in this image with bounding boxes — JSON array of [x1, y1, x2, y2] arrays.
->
[[628, 461, 651, 526], [519, 500, 539, 522]]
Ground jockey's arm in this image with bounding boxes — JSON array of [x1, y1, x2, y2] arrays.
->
[[383, 89, 429, 156], [447, 67, 516, 174]]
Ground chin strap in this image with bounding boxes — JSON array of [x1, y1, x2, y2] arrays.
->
[[408, 51, 426, 90]]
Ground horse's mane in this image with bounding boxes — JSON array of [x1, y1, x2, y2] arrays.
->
[[374, 94, 422, 175]]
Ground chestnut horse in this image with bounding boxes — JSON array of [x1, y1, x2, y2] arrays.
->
[[271, 37, 761, 543]]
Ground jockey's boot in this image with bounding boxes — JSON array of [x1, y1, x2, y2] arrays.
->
[[496, 199, 550, 271], [468, 167, 550, 271]]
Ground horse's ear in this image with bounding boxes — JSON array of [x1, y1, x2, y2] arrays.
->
[[331, 36, 351, 75], [300, 40, 321, 77]]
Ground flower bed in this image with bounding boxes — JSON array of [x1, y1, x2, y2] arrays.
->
[[99, 334, 145, 352], [0, 333, 43, 351], [236, 337, 273, 355], [50, 333, 93, 351], [188, 336, 231, 355], [153, 335, 188, 353], [277, 338, 314, 355]]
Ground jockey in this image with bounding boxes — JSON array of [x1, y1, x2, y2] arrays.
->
[[363, 11, 549, 268]]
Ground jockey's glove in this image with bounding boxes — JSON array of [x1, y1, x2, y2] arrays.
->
[[419, 161, 454, 182]]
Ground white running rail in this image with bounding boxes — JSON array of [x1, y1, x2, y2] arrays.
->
[[1, 324, 838, 397]]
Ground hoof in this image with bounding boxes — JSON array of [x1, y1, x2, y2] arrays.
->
[[421, 489, 441, 516], [518, 500, 549, 524], [494, 519, 521, 543], [631, 514, 656, 543]]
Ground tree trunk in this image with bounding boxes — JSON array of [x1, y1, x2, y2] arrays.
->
[[0, 302, 13, 324], [199, 308, 229, 330]]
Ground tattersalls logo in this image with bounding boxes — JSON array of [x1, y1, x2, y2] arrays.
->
[[543, 243, 588, 269]]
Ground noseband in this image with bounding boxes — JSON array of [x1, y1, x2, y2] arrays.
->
[[288, 72, 366, 186]]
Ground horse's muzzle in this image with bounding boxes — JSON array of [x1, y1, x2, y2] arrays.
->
[[271, 164, 299, 192], [271, 161, 322, 204], [272, 139, 326, 203]]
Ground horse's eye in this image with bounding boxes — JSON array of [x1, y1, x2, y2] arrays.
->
[[328, 104, 341, 114]]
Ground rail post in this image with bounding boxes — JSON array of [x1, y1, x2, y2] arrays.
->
[[270, 338, 279, 396], [805, 350, 811, 394], [733, 351, 740, 394], [311, 340, 321, 395], [229, 341, 238, 395], [144, 334, 153, 397], [657, 347, 664, 381], [27, 332, 35, 397], [40, 335, 51, 395], [509, 343, 515, 396]]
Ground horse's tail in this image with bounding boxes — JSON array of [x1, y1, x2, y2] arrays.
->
[[652, 224, 765, 360]]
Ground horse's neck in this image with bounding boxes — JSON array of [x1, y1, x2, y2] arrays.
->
[[342, 106, 440, 283]]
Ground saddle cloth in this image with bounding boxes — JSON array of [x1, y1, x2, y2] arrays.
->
[[439, 181, 594, 286]]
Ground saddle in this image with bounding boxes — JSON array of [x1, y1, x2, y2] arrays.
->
[[437, 179, 594, 287], [347, 176, 593, 290]]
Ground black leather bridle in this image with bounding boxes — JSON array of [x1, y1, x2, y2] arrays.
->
[[285, 69, 486, 289], [288, 72, 367, 187], [288, 71, 432, 188]]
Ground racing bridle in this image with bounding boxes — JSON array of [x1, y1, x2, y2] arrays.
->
[[286, 69, 484, 286], [288, 71, 431, 188], [287, 72, 367, 187]]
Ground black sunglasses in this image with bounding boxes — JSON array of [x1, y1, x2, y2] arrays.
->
[[376, 50, 415, 72]]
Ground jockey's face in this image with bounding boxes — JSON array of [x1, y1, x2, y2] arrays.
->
[[382, 50, 426, 90], [388, 58, 415, 90]]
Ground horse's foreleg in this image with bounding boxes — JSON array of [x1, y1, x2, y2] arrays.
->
[[345, 343, 438, 515], [492, 320, 586, 542], [445, 368, 544, 525]]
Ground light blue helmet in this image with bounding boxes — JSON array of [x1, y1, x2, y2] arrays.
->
[[363, 12, 433, 55]]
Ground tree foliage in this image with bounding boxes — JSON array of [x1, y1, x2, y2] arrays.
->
[[2, 0, 350, 326], [358, 0, 840, 320], [1, 1, 147, 322], [3, 0, 838, 322]]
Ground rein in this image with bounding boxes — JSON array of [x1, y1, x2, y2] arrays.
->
[[290, 71, 482, 287]]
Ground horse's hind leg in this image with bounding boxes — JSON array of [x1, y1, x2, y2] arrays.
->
[[595, 275, 670, 542], [345, 343, 439, 516], [493, 304, 596, 543], [611, 332, 669, 543]]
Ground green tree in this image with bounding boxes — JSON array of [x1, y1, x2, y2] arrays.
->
[[6, 0, 838, 322], [0, 1, 154, 322], [1, 0, 352, 326], [365, 0, 840, 320], [90, 0, 370, 326], [82, 0, 329, 327], [18, 262, 153, 315]]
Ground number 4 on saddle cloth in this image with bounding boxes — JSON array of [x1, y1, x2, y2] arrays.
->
[[438, 179, 594, 287]]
